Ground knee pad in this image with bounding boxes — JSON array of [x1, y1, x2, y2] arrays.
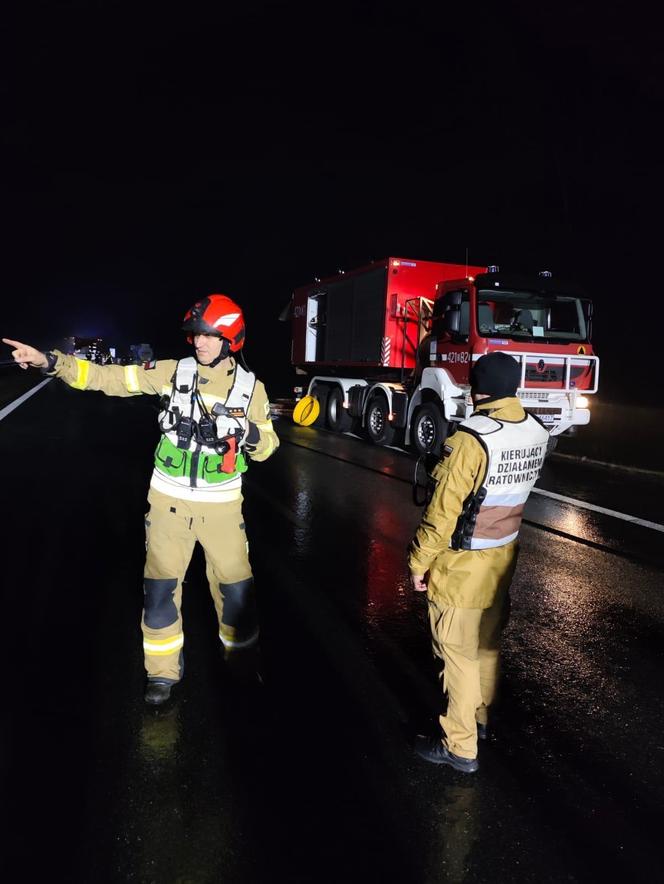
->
[[220, 577, 256, 633], [144, 578, 178, 628]]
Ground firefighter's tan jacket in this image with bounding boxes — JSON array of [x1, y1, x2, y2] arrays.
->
[[408, 397, 539, 609], [47, 351, 279, 502]]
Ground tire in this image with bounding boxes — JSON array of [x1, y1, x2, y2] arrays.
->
[[309, 383, 329, 428], [326, 386, 353, 432], [365, 394, 396, 446], [411, 402, 447, 457]]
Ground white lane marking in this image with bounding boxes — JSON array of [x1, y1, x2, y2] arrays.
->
[[532, 487, 664, 533], [0, 378, 52, 422]]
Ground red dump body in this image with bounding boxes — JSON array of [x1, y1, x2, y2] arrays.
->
[[291, 257, 486, 371]]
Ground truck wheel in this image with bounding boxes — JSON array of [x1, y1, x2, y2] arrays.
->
[[310, 383, 329, 428], [412, 403, 447, 457], [326, 387, 353, 432], [366, 395, 395, 446]]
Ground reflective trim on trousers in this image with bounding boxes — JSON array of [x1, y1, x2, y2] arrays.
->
[[143, 634, 184, 655], [219, 628, 259, 649]]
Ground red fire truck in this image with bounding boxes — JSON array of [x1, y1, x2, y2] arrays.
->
[[290, 257, 599, 455]]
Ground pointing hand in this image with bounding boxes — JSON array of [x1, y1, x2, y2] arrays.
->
[[2, 338, 49, 370]]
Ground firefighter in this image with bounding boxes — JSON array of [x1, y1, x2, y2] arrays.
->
[[408, 351, 549, 772], [3, 294, 279, 705]]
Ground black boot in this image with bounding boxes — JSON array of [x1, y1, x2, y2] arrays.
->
[[414, 735, 479, 772], [222, 645, 264, 688], [144, 681, 173, 706]]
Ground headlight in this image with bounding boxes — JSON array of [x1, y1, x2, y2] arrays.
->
[[576, 395, 590, 409]]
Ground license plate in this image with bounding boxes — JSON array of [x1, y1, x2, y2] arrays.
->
[[525, 407, 561, 423]]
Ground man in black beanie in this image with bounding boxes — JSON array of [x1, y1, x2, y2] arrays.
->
[[408, 352, 550, 772]]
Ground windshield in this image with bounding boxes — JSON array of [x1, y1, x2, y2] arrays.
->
[[476, 289, 589, 342]]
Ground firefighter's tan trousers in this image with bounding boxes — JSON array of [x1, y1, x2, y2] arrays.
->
[[427, 584, 511, 760], [142, 487, 255, 683]]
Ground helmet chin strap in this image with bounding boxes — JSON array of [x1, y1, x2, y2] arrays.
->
[[202, 336, 231, 368]]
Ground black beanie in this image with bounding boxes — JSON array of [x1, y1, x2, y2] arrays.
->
[[470, 352, 521, 400]]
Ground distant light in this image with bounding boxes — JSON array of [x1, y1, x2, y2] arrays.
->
[[539, 270, 552, 277], [576, 395, 590, 409], [488, 265, 499, 273], [338, 269, 345, 274]]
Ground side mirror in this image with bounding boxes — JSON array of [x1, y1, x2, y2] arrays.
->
[[581, 298, 593, 340], [444, 309, 461, 334]]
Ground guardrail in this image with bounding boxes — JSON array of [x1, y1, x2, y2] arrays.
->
[[507, 351, 600, 394]]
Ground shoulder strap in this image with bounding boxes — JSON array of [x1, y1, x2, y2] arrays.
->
[[174, 357, 198, 393], [226, 364, 257, 406]]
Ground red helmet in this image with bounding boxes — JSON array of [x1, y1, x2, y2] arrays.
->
[[182, 294, 245, 352]]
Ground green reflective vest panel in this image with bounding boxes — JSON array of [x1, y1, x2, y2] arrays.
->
[[154, 434, 248, 485]]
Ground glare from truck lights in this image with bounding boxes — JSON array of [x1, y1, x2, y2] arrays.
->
[[576, 395, 590, 409], [468, 276, 474, 281], [392, 260, 400, 266]]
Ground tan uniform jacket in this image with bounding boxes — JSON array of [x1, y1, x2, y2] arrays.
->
[[47, 351, 279, 465], [408, 397, 526, 609]]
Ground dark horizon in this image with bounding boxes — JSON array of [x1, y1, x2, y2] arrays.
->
[[3, 1, 661, 403]]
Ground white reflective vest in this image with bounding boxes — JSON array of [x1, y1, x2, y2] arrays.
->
[[157, 357, 256, 485], [160, 357, 255, 440], [455, 412, 550, 550]]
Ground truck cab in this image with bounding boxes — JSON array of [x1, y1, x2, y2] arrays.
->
[[411, 267, 598, 452]]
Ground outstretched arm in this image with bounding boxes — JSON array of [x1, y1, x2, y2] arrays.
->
[[3, 338, 174, 397], [2, 339, 48, 370]]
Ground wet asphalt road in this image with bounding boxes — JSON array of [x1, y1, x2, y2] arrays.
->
[[2, 377, 664, 883]]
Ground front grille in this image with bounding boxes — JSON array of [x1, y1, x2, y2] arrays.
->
[[525, 368, 563, 382]]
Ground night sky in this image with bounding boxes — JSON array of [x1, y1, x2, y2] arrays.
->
[[3, 1, 662, 401]]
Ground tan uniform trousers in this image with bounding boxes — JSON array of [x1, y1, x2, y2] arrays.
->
[[142, 487, 254, 682], [428, 578, 512, 760]]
